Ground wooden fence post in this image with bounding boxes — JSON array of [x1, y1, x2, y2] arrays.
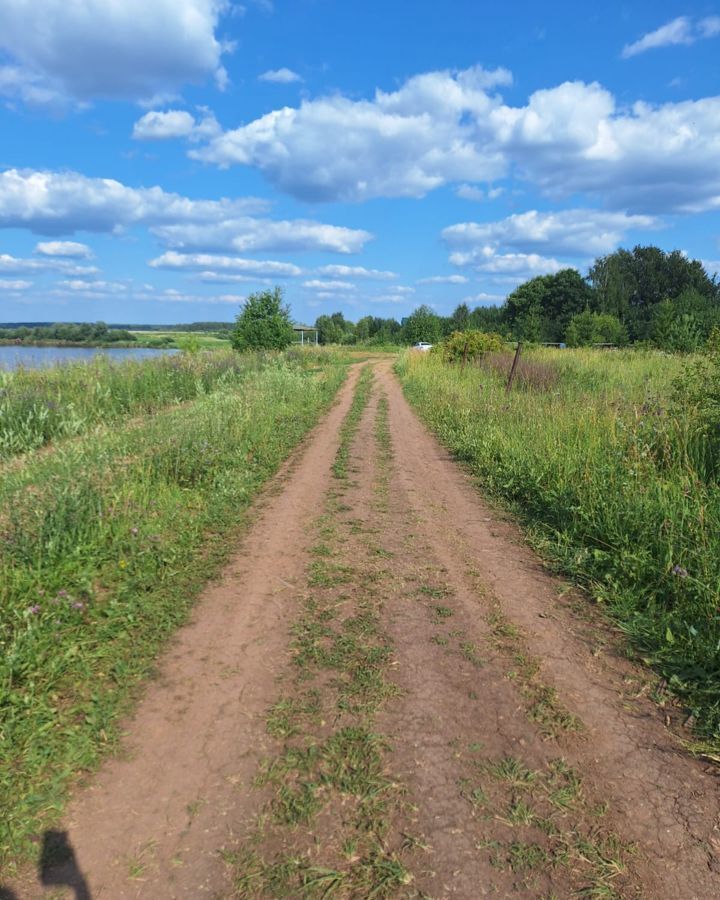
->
[[506, 341, 523, 393]]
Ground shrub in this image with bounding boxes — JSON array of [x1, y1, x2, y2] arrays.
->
[[565, 310, 628, 347], [440, 330, 504, 363], [652, 300, 703, 353]]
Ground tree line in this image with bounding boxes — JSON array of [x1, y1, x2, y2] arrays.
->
[[0, 322, 137, 345], [314, 246, 720, 351]]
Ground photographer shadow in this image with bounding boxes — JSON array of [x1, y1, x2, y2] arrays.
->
[[0, 830, 91, 900]]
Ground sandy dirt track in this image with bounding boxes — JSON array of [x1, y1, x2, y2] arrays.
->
[[10, 360, 720, 899]]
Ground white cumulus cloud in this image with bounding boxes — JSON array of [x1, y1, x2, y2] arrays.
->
[[316, 264, 397, 280], [0, 169, 369, 254], [191, 66, 512, 201], [491, 83, 720, 213], [0, 278, 32, 290], [57, 279, 128, 293], [152, 219, 371, 254], [35, 240, 93, 258], [622, 16, 720, 58], [0, 252, 97, 276], [259, 68, 302, 83], [455, 184, 504, 201], [0, 0, 230, 103], [132, 108, 220, 141], [189, 67, 720, 215], [303, 280, 356, 291], [450, 246, 563, 278], [462, 291, 506, 305], [417, 275, 469, 285], [443, 210, 658, 259], [0, 169, 267, 234], [148, 251, 302, 277]]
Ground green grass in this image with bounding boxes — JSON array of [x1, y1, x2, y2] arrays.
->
[[129, 330, 232, 350], [474, 753, 631, 896], [0, 346, 348, 460], [0, 349, 248, 459], [0, 354, 347, 867], [397, 347, 720, 744], [332, 365, 373, 480]]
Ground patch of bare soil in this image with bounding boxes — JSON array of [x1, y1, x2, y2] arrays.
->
[[11, 359, 720, 900]]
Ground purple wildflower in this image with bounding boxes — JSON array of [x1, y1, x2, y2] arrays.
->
[[672, 565, 689, 579], [72, 601, 85, 610], [28, 605, 41, 614], [57, 590, 68, 597]]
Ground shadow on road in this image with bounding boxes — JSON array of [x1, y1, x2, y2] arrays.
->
[[0, 830, 92, 900]]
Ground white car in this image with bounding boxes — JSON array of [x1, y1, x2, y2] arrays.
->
[[413, 342, 433, 351]]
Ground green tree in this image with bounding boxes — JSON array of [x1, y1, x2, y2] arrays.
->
[[505, 270, 595, 342], [354, 315, 373, 342], [589, 246, 717, 341], [315, 311, 355, 344], [469, 304, 505, 334], [448, 302, 470, 333], [565, 310, 628, 347], [401, 305, 442, 344], [652, 300, 703, 352], [231, 287, 294, 351]]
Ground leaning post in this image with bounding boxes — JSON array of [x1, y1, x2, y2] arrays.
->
[[506, 341, 523, 393]]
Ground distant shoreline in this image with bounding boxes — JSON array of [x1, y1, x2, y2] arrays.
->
[[0, 339, 157, 349]]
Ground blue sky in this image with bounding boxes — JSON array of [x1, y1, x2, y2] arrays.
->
[[1, 0, 719, 325]]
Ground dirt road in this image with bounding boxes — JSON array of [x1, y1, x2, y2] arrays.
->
[[14, 361, 720, 898]]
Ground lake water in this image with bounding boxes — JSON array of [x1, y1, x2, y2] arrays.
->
[[0, 345, 178, 371]]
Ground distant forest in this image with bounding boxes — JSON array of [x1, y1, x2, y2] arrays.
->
[[0, 321, 234, 345], [0, 322, 137, 345], [314, 246, 720, 351]]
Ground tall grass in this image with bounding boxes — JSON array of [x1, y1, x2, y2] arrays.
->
[[0, 350, 272, 459], [0, 354, 346, 865], [397, 348, 720, 742]]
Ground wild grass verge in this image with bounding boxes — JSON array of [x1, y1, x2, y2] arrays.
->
[[0, 355, 346, 867], [0, 347, 346, 460], [397, 348, 720, 745]]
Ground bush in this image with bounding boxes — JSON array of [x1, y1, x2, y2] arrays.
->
[[439, 330, 504, 363], [565, 310, 628, 347], [232, 288, 294, 352], [652, 300, 703, 353]]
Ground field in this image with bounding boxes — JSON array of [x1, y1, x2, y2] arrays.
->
[[2, 347, 720, 899], [397, 346, 720, 741], [129, 330, 232, 350]]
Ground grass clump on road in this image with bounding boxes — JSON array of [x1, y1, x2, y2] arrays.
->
[[397, 346, 720, 743], [332, 365, 373, 480], [0, 354, 346, 866]]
